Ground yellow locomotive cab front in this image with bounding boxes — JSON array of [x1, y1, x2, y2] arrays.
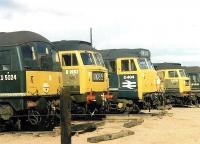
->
[[154, 63, 195, 106], [101, 48, 164, 112], [157, 69, 191, 97], [53, 40, 110, 114], [59, 50, 108, 95]]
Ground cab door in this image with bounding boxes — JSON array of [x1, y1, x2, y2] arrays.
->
[[116, 58, 138, 100], [105, 60, 119, 91], [0, 50, 25, 93], [60, 51, 80, 93], [165, 70, 179, 92]]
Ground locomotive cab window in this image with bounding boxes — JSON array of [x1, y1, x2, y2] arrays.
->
[[94, 52, 105, 67], [191, 74, 200, 83], [21, 42, 59, 71], [0, 51, 11, 71], [81, 52, 95, 65], [191, 75, 197, 83], [179, 70, 186, 77], [197, 74, 200, 82], [137, 58, 149, 69], [130, 59, 137, 71], [109, 61, 116, 72], [168, 71, 178, 78], [21, 44, 38, 69], [62, 53, 78, 66], [21, 45, 36, 60], [51, 49, 60, 70], [105, 60, 116, 72], [36, 43, 54, 70], [146, 59, 154, 69], [121, 60, 129, 71]]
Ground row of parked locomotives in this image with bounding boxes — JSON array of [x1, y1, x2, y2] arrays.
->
[[100, 49, 164, 112], [52, 40, 113, 116], [0, 31, 62, 131], [154, 63, 197, 106], [2, 30, 200, 131]]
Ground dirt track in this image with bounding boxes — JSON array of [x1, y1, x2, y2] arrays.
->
[[1, 108, 200, 144]]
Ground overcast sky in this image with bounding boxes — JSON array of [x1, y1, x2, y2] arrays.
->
[[0, 0, 200, 66]]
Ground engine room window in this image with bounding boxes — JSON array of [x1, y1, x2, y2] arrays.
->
[[121, 60, 129, 71], [81, 52, 95, 65], [168, 71, 178, 78]]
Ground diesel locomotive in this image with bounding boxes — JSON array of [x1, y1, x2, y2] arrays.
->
[[183, 66, 200, 102], [100, 48, 164, 112], [154, 63, 196, 106], [53, 40, 112, 115], [0, 31, 62, 130]]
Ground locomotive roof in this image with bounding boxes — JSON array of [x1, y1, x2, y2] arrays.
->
[[52, 40, 96, 51], [182, 66, 200, 74], [153, 63, 182, 70], [0, 31, 50, 46], [99, 48, 151, 60]]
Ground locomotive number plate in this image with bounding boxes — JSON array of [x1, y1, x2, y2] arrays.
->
[[0, 74, 17, 81], [92, 72, 104, 82]]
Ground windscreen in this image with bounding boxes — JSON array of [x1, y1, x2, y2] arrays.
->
[[80, 52, 95, 65], [137, 58, 149, 69], [21, 42, 60, 71], [179, 69, 186, 77], [94, 52, 105, 67], [146, 59, 154, 69], [190, 74, 200, 83]]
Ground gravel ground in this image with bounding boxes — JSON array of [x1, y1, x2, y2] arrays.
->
[[1, 108, 200, 144]]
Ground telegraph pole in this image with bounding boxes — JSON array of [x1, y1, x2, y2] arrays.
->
[[90, 27, 93, 46], [60, 87, 71, 144]]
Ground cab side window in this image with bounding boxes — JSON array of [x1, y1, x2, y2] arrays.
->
[[121, 60, 129, 71], [62, 54, 78, 66], [0, 51, 10, 71], [168, 71, 178, 78], [62, 54, 71, 66], [109, 61, 116, 72], [72, 54, 78, 66], [130, 59, 137, 71], [191, 75, 197, 83]]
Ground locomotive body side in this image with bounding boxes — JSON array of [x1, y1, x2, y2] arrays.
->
[[0, 31, 62, 130]]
